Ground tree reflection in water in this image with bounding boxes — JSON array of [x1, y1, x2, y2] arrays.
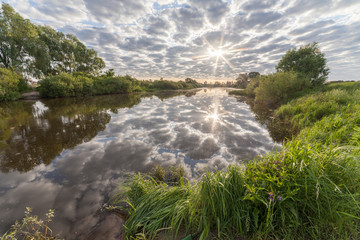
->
[[233, 95, 295, 142], [0, 94, 143, 172]]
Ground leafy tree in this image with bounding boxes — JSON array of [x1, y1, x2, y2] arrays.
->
[[249, 71, 260, 79], [276, 42, 329, 85], [0, 4, 105, 78], [0, 3, 45, 77], [37, 26, 105, 76]]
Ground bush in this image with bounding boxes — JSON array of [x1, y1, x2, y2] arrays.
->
[[38, 74, 200, 99], [243, 76, 261, 97], [39, 73, 95, 97], [92, 76, 132, 95], [254, 72, 311, 107], [0, 68, 24, 101], [152, 80, 182, 90]]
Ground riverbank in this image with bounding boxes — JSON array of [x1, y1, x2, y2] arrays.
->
[[118, 81, 360, 239]]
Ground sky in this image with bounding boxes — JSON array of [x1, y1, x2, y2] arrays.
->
[[2, 0, 360, 82]]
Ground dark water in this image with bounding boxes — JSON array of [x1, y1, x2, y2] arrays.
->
[[0, 88, 280, 239]]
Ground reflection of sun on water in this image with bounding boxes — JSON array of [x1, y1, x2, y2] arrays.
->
[[208, 113, 219, 122]]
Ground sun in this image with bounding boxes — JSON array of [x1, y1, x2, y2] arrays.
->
[[209, 49, 224, 57], [191, 33, 247, 74]]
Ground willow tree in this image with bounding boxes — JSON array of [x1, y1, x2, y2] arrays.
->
[[0, 3, 48, 77], [0, 4, 105, 77], [37, 26, 105, 76]]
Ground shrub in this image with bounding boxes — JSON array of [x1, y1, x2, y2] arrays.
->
[[92, 76, 132, 95], [39, 73, 95, 97], [0, 68, 24, 101], [152, 80, 182, 90], [39, 73, 76, 97], [243, 76, 261, 97], [254, 72, 311, 107]]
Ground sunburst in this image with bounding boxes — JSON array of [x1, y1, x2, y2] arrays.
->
[[192, 33, 247, 74]]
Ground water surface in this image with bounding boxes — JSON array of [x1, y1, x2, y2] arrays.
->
[[0, 88, 280, 239]]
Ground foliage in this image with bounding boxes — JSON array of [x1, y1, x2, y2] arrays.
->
[[0, 4, 105, 78], [240, 75, 261, 97], [1, 207, 59, 240], [248, 72, 260, 79], [38, 74, 201, 98], [234, 73, 250, 88], [152, 80, 190, 90], [123, 174, 192, 239], [276, 42, 329, 86], [120, 81, 360, 240], [38, 73, 93, 97], [122, 142, 360, 239], [275, 81, 360, 133], [0, 3, 40, 76], [254, 72, 312, 107], [0, 67, 27, 101], [92, 76, 132, 95], [37, 25, 105, 76]]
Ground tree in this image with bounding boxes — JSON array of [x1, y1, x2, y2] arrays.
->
[[0, 3, 45, 77], [249, 72, 260, 79], [185, 78, 197, 84], [104, 68, 115, 77], [276, 42, 329, 85], [37, 28, 105, 76], [0, 4, 105, 78], [235, 73, 249, 88]]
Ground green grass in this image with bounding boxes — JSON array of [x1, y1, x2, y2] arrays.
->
[[118, 81, 360, 239], [275, 81, 360, 133]]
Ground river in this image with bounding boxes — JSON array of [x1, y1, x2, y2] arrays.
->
[[0, 88, 280, 239]]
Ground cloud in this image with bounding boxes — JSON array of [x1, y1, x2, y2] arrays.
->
[[83, 0, 149, 25], [3, 0, 360, 80], [188, 0, 230, 24]]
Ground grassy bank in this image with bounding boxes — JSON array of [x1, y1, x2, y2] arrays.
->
[[118, 81, 360, 239]]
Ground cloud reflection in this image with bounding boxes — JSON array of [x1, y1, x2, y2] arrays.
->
[[0, 89, 280, 239]]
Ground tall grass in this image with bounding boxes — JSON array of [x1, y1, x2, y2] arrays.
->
[[119, 81, 360, 239], [121, 139, 360, 239], [276, 81, 360, 133]]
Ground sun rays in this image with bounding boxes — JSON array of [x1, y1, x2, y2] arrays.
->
[[192, 33, 247, 74]]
